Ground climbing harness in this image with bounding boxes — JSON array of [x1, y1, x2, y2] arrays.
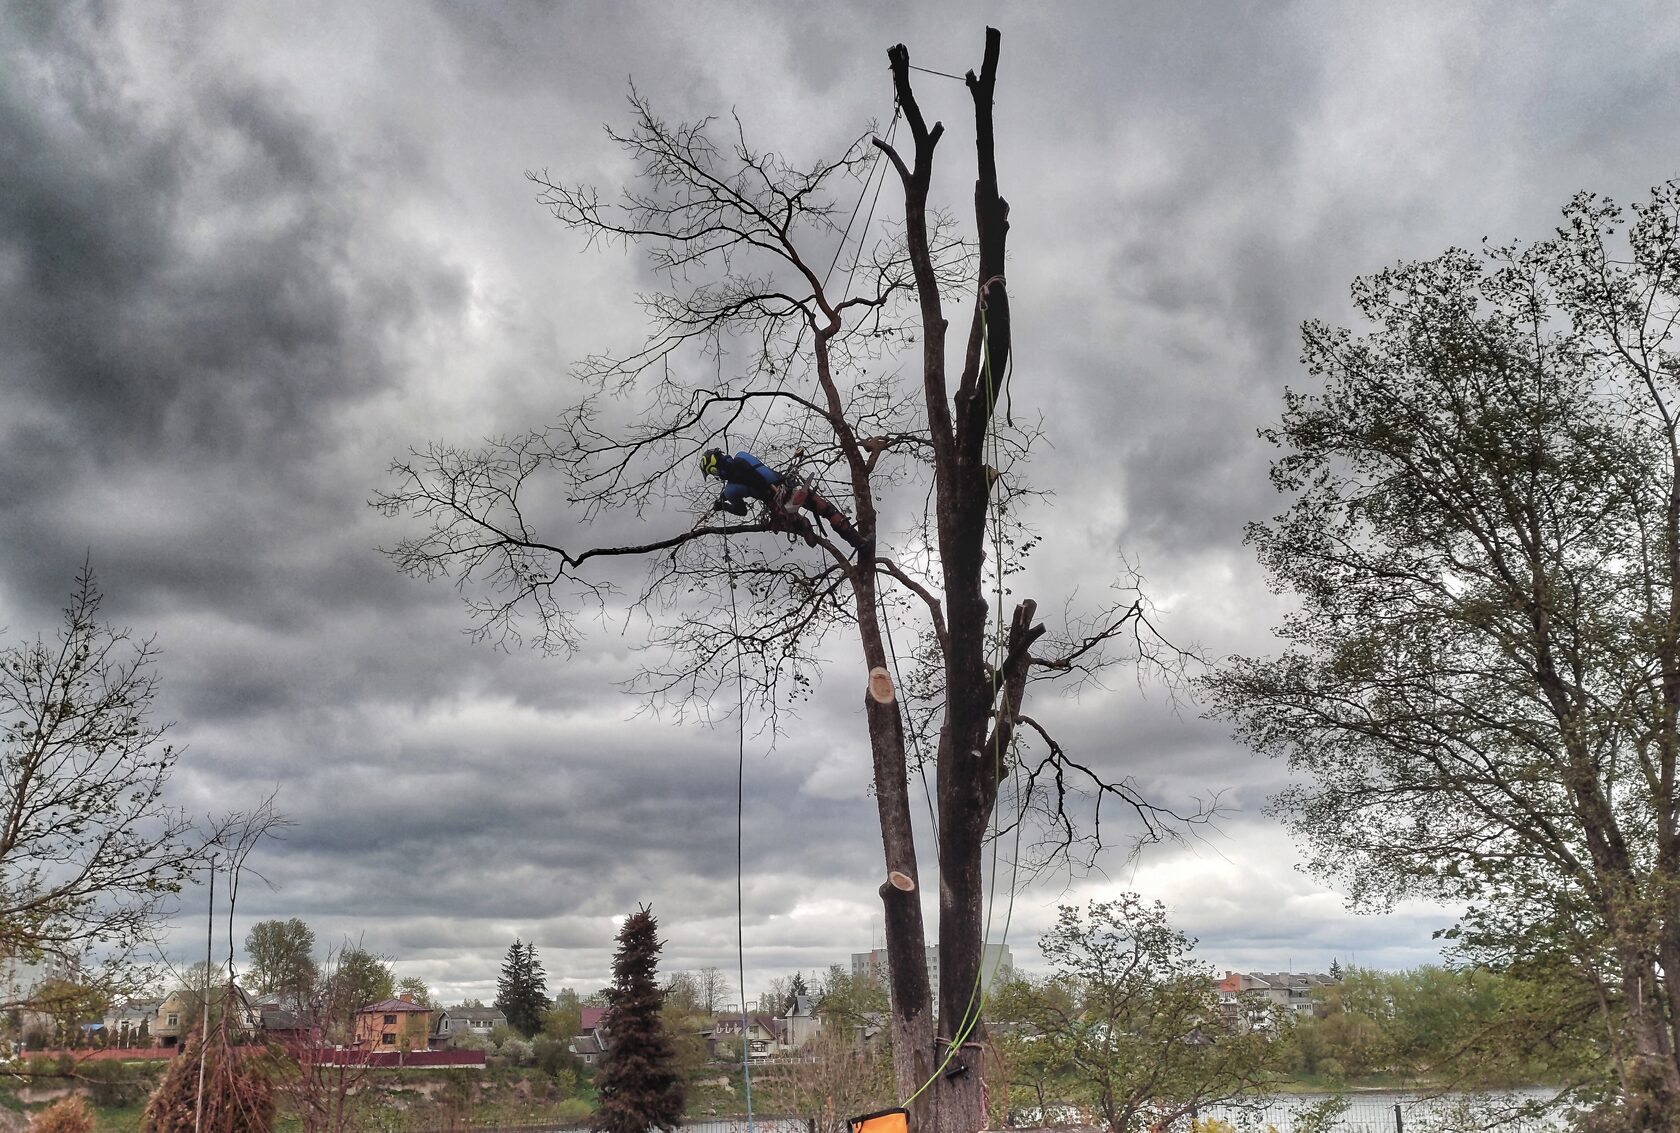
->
[[701, 448, 866, 553]]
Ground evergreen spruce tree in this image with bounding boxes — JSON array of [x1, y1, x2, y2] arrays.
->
[[523, 941, 549, 1028], [595, 907, 684, 1133], [495, 938, 551, 1037]]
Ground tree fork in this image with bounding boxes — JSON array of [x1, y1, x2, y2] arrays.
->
[[882, 28, 1018, 1133]]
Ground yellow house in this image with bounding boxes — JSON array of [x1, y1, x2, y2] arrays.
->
[[154, 984, 257, 1048], [352, 994, 433, 1051]]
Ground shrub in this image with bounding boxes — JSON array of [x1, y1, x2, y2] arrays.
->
[[80, 1059, 151, 1107], [532, 1035, 580, 1079], [30, 1096, 94, 1133], [141, 1035, 275, 1133], [553, 1097, 592, 1122], [493, 1038, 532, 1067]]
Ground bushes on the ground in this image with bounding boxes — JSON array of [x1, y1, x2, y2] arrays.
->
[[531, 1035, 581, 1080], [552, 1098, 591, 1122], [141, 1035, 274, 1133], [491, 1038, 532, 1068], [79, 1059, 152, 1107], [29, 1096, 93, 1133]]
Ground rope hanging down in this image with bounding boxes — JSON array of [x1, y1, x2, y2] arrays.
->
[[901, 277, 1026, 1110], [717, 109, 901, 1131], [722, 534, 756, 1133]]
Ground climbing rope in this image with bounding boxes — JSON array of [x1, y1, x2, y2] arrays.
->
[[722, 533, 756, 1133], [902, 278, 1027, 1110], [742, 109, 900, 480]]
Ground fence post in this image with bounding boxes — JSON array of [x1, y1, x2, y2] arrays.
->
[[1394, 1102, 1403, 1132]]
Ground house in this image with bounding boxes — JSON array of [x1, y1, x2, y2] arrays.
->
[[435, 1005, 507, 1044], [708, 1013, 782, 1060], [781, 995, 819, 1051], [154, 983, 259, 1048], [1216, 971, 1337, 1030], [571, 1032, 606, 1066], [569, 1006, 609, 1065], [353, 994, 433, 1052], [254, 1001, 313, 1046], [103, 999, 162, 1046]]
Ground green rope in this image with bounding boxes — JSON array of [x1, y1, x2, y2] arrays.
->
[[902, 283, 1024, 1109]]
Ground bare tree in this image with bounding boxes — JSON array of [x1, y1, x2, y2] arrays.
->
[[695, 967, 732, 1017], [268, 943, 386, 1133], [376, 29, 1204, 1133], [1, 566, 208, 1005], [760, 1030, 895, 1133], [141, 798, 288, 1133]]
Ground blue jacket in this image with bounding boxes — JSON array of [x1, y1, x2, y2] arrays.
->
[[713, 451, 782, 515]]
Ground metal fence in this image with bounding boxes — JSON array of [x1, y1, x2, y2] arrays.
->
[[407, 1117, 814, 1133], [1191, 1091, 1568, 1132]]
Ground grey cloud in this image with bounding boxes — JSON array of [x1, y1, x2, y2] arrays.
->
[[8, 0, 1675, 1006]]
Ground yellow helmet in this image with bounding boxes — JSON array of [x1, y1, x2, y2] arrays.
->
[[700, 449, 723, 477]]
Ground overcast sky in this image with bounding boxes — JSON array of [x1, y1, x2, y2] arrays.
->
[[5, 0, 1680, 1008]]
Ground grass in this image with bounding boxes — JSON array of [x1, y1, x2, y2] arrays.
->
[[91, 1103, 146, 1133]]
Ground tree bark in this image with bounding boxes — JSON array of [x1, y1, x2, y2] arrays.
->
[[883, 29, 1019, 1133]]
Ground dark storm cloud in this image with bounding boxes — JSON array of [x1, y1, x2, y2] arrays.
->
[[3, 14, 408, 459], [0, 1, 476, 642], [7, 0, 1680, 1003]]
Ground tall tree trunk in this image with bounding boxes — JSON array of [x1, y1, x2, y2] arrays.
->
[[856, 567, 936, 1114], [881, 30, 1014, 1133]]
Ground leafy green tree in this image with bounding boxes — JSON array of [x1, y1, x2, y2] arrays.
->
[[395, 976, 433, 1008], [30, 977, 107, 1048], [988, 974, 1081, 1124], [1306, 971, 1392, 1080], [1035, 898, 1279, 1133], [815, 964, 887, 1038], [1210, 180, 1680, 1127], [657, 969, 710, 1077], [324, 948, 392, 1028], [595, 907, 684, 1133], [1, 569, 206, 998], [533, 1032, 583, 1081], [243, 919, 317, 1009], [543, 987, 582, 1042], [495, 939, 550, 1037]]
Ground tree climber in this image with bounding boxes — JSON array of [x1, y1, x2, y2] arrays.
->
[[700, 449, 866, 553]]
